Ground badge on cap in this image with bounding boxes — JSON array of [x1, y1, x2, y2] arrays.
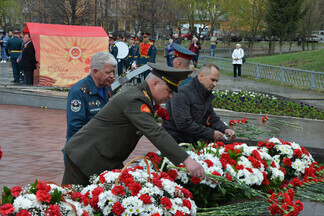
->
[[141, 104, 151, 113], [71, 99, 81, 112]]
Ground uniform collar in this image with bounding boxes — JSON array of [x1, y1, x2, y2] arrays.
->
[[139, 81, 153, 102], [86, 74, 107, 96]]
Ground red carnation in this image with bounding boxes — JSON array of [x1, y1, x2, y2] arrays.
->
[[146, 152, 162, 164], [151, 214, 161, 216], [287, 188, 295, 200], [36, 190, 51, 203], [181, 188, 193, 199], [111, 185, 126, 196], [182, 199, 192, 210], [268, 203, 281, 215], [82, 210, 89, 216], [190, 177, 202, 184], [82, 192, 90, 206], [160, 197, 173, 210], [257, 141, 266, 147], [152, 177, 163, 189], [112, 202, 125, 216], [99, 171, 108, 184], [0, 203, 15, 216], [11, 186, 22, 197], [0, 146, 2, 159], [238, 119, 244, 123], [17, 209, 31, 216], [204, 159, 214, 167], [243, 118, 248, 123], [292, 177, 302, 187], [271, 161, 277, 168], [235, 164, 244, 170], [167, 169, 178, 180], [155, 106, 170, 121], [279, 167, 287, 174], [301, 147, 309, 156], [212, 171, 221, 176], [246, 167, 253, 173], [262, 172, 269, 185], [92, 187, 104, 197], [174, 210, 184, 216], [283, 158, 292, 167], [45, 204, 61, 216], [71, 192, 83, 202], [295, 200, 303, 212], [229, 120, 236, 126], [128, 182, 142, 196], [266, 142, 275, 149], [36, 181, 51, 192], [293, 149, 303, 158], [140, 194, 152, 204], [262, 116, 268, 123], [225, 173, 232, 181], [90, 196, 99, 211], [216, 141, 225, 147]]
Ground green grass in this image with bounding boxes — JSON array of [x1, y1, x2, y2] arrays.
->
[[247, 48, 324, 73]]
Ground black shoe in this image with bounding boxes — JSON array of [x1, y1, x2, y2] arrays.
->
[[11, 80, 17, 83]]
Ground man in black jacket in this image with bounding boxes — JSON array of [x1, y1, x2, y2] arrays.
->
[[163, 63, 235, 144], [19, 33, 36, 85]]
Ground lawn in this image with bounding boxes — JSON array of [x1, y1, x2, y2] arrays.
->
[[247, 48, 324, 72]]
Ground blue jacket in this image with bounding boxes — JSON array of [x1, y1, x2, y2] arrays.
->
[[66, 74, 113, 141]]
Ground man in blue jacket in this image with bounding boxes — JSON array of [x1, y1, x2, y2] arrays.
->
[[66, 51, 117, 142]]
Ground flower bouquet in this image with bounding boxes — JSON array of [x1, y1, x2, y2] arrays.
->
[[0, 180, 91, 216], [80, 156, 197, 215]]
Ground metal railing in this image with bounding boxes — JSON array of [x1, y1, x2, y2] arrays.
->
[[202, 56, 324, 90]]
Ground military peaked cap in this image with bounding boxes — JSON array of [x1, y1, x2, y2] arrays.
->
[[173, 43, 196, 60], [147, 62, 192, 92]]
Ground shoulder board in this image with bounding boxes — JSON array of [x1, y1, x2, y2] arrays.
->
[[142, 90, 151, 101], [80, 84, 89, 95]]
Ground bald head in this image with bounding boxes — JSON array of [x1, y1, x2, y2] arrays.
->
[[198, 63, 220, 91]]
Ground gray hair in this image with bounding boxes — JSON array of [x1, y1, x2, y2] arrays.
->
[[91, 51, 117, 73], [199, 63, 219, 75], [145, 72, 164, 84]]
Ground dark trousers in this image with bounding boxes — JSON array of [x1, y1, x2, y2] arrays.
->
[[117, 59, 124, 76], [210, 45, 216, 56], [233, 64, 242, 77], [23, 69, 34, 85], [62, 154, 90, 186], [166, 56, 173, 67], [11, 58, 20, 82], [192, 53, 199, 68]]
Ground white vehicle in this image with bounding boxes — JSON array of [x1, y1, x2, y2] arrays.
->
[[307, 30, 324, 42]]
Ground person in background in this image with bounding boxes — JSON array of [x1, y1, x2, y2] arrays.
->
[[138, 33, 152, 80], [189, 37, 201, 69], [172, 43, 196, 86], [232, 43, 244, 81], [65, 51, 117, 143], [109, 35, 118, 59], [126, 35, 136, 70], [6, 30, 23, 84], [116, 35, 124, 76], [173, 33, 181, 44], [148, 37, 157, 63], [163, 63, 235, 145], [165, 38, 174, 67], [18, 33, 36, 85], [210, 32, 217, 57], [0, 31, 8, 63], [62, 63, 206, 186]]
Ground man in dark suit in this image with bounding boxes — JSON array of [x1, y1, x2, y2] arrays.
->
[[18, 33, 37, 85], [6, 30, 23, 84], [62, 63, 205, 186]]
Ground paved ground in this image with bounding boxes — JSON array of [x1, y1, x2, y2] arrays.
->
[[0, 58, 323, 215]]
